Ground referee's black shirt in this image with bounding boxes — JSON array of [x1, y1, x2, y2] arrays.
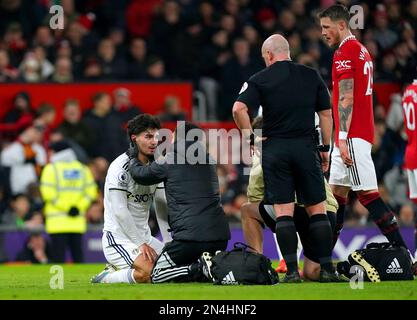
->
[[236, 60, 330, 138]]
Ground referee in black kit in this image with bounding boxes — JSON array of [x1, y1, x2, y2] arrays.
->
[[233, 34, 345, 283]]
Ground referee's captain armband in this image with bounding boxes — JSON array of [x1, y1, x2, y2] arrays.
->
[[339, 131, 348, 140]]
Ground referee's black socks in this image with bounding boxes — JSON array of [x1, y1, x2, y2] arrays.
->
[[358, 192, 408, 249], [309, 214, 334, 273], [275, 216, 298, 274]]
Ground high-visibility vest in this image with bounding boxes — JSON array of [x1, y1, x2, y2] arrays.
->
[[40, 160, 98, 234]]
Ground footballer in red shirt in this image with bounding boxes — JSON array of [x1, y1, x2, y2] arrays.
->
[[402, 79, 417, 260], [319, 5, 412, 262], [402, 80, 417, 199]]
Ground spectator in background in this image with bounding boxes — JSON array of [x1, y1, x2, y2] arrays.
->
[[112, 87, 142, 125], [198, 0, 217, 42], [3, 23, 27, 66], [0, 165, 12, 216], [278, 9, 297, 35], [398, 204, 416, 227], [287, 31, 302, 61], [49, 129, 89, 164], [387, 1, 402, 33], [32, 25, 55, 61], [55, 40, 72, 60], [158, 96, 187, 122], [33, 46, 54, 80], [146, 56, 168, 80], [26, 182, 44, 215], [126, 0, 162, 39], [18, 52, 41, 83], [49, 57, 73, 83], [97, 38, 127, 80], [376, 53, 399, 82], [40, 141, 98, 263], [170, 16, 204, 82], [256, 8, 278, 39], [65, 20, 96, 79], [289, 0, 311, 32], [15, 231, 51, 264], [219, 37, 262, 120], [199, 28, 231, 120], [0, 49, 18, 82], [127, 37, 148, 79], [83, 57, 102, 80], [33, 103, 56, 148], [350, 198, 370, 227], [217, 165, 239, 221], [384, 165, 410, 213], [220, 13, 239, 39], [108, 27, 127, 58], [0, 91, 34, 143], [149, 0, 182, 72], [83, 92, 126, 161], [0, 126, 47, 195], [372, 4, 398, 51], [86, 200, 104, 224], [242, 24, 262, 55], [88, 157, 109, 193], [401, 22, 417, 57], [364, 39, 379, 61], [394, 41, 416, 84], [1, 193, 43, 229], [408, 0, 417, 32], [58, 99, 93, 154]]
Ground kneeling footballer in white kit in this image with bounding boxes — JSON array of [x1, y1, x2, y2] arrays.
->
[[91, 114, 171, 284]]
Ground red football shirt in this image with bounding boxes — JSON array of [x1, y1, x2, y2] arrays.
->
[[402, 81, 417, 170], [332, 36, 374, 146]]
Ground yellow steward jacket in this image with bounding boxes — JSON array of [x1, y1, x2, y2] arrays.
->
[[40, 154, 98, 234]]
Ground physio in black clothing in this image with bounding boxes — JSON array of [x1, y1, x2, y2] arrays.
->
[[128, 122, 230, 283], [233, 34, 344, 283]]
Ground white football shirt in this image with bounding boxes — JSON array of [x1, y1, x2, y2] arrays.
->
[[103, 153, 158, 244]]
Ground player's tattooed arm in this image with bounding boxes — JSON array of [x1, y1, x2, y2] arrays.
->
[[338, 78, 354, 133]]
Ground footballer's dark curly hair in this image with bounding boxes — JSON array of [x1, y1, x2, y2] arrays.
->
[[317, 4, 350, 24], [127, 114, 161, 141]]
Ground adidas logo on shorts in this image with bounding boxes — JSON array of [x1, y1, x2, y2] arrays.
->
[[386, 258, 403, 274], [221, 271, 239, 285]]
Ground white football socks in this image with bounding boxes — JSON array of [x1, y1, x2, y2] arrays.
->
[[101, 269, 136, 284]]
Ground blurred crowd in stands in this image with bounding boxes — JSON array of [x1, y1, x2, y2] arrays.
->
[[1, 0, 417, 262]]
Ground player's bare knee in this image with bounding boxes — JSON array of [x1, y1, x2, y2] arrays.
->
[[303, 260, 321, 281], [331, 185, 350, 198], [241, 202, 258, 220], [305, 201, 326, 216], [133, 254, 154, 274], [240, 202, 251, 219]]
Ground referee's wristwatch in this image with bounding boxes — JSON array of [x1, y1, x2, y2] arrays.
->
[[318, 144, 330, 152]]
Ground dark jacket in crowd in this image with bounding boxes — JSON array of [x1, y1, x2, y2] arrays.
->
[[58, 120, 95, 153], [129, 141, 230, 242], [82, 109, 127, 162]]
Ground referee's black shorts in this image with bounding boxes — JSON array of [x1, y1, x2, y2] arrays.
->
[[262, 136, 326, 205]]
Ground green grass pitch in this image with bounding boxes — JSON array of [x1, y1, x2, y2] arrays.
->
[[0, 263, 416, 300]]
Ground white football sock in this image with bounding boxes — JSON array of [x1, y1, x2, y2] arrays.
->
[[101, 269, 136, 284]]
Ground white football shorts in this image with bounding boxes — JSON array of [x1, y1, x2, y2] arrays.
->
[[329, 137, 378, 191], [102, 231, 164, 269], [406, 169, 417, 199]]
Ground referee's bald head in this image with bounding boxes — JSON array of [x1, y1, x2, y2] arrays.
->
[[261, 34, 291, 67]]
